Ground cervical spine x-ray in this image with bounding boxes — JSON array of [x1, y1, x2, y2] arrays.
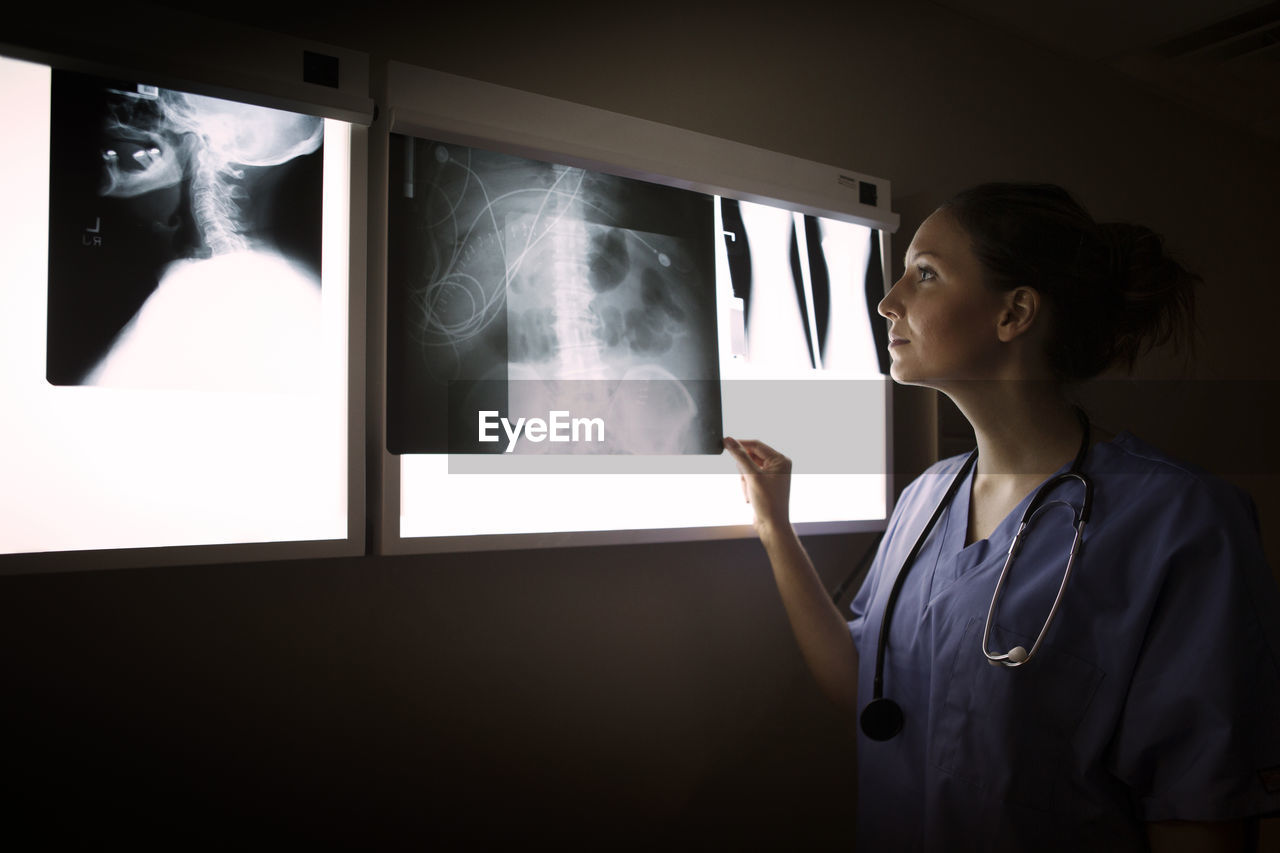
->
[[387, 134, 723, 455], [46, 68, 325, 390]]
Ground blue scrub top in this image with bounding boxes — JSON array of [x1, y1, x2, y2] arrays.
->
[[848, 431, 1280, 851]]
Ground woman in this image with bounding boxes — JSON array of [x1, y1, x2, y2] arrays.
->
[[724, 183, 1280, 851]]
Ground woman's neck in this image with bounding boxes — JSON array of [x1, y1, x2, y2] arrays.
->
[[943, 382, 1085, 479]]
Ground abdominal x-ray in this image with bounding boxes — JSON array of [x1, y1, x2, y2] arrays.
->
[[387, 134, 723, 455], [46, 68, 325, 390]]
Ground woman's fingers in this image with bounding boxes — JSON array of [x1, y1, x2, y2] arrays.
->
[[723, 440, 754, 503], [724, 436, 793, 530], [733, 437, 781, 458], [725, 435, 793, 488], [725, 436, 790, 474], [723, 436, 761, 473]]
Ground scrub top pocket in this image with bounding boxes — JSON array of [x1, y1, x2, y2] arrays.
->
[[930, 616, 1103, 812]]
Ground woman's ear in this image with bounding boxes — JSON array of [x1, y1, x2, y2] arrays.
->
[[996, 287, 1040, 342]]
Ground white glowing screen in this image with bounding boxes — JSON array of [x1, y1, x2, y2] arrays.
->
[[0, 56, 351, 555]]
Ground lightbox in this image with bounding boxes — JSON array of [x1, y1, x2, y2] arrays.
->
[[373, 62, 899, 553], [0, 31, 372, 573]]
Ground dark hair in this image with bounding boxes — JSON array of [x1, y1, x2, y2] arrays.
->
[[938, 182, 1200, 382]]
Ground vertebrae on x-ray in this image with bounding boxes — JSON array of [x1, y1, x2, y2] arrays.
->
[[99, 86, 322, 256]]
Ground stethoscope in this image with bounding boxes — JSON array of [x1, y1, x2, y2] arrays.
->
[[859, 408, 1094, 742]]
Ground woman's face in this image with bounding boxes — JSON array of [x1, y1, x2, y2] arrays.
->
[[877, 208, 1013, 388]]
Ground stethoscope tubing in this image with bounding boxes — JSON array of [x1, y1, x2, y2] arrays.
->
[[980, 476, 1090, 667], [868, 448, 976, 702], [860, 409, 1093, 741]]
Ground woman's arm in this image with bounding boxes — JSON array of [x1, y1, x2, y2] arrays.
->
[[724, 437, 860, 716]]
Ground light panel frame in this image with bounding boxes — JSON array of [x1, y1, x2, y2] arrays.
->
[[373, 62, 900, 555], [0, 31, 373, 575]]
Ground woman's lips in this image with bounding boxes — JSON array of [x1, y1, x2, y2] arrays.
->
[[889, 336, 909, 347]]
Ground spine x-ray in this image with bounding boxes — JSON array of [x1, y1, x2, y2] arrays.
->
[[46, 68, 325, 390], [387, 134, 723, 455]]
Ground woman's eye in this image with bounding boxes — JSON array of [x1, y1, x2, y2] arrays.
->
[[918, 266, 935, 281]]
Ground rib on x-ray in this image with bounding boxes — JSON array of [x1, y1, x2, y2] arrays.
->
[[386, 134, 723, 455], [46, 69, 325, 390]]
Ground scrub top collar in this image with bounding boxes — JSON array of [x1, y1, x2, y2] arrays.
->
[[940, 430, 1128, 586]]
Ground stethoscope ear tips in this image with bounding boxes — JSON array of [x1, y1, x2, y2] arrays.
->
[[860, 697, 905, 741], [1008, 645, 1029, 663]]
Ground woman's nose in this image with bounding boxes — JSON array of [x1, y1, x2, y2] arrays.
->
[[878, 276, 904, 320]]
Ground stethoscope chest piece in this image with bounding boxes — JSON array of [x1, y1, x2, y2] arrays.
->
[[860, 696, 905, 741]]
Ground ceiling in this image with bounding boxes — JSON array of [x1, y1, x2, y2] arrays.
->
[[931, 0, 1280, 143]]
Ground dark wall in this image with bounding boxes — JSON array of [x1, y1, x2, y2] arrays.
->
[[5, 1, 1279, 847], [2, 535, 867, 846]]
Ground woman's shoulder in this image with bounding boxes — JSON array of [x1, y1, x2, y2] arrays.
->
[[1096, 431, 1260, 528], [1103, 431, 1208, 477], [1103, 431, 1236, 485]]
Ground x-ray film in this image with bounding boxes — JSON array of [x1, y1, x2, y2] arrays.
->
[[718, 196, 883, 379], [46, 68, 325, 391], [387, 134, 723, 455]]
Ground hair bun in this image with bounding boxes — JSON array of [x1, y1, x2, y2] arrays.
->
[[1096, 221, 1198, 365], [1099, 222, 1159, 288]]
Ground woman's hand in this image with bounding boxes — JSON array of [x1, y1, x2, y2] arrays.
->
[[723, 436, 793, 540]]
